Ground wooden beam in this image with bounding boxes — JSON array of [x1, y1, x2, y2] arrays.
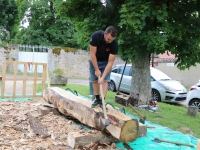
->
[[68, 131, 117, 149], [13, 61, 18, 97], [33, 63, 37, 96], [43, 87, 146, 142], [22, 63, 28, 96]]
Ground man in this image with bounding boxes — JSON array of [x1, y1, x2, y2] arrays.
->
[[89, 26, 118, 108]]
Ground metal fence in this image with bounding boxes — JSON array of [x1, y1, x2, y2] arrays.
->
[[18, 44, 48, 52]]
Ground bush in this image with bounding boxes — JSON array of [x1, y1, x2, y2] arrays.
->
[[53, 68, 64, 77]]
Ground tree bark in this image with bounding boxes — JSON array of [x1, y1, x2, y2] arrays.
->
[[131, 53, 152, 105], [43, 87, 141, 142]]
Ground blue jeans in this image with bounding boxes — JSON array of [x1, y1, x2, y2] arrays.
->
[[89, 60, 111, 82]]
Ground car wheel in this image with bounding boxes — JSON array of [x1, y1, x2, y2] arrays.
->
[[151, 89, 161, 102], [108, 80, 116, 92], [189, 99, 200, 112]]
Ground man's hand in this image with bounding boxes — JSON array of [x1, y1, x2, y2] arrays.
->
[[98, 76, 104, 84], [95, 70, 101, 78]]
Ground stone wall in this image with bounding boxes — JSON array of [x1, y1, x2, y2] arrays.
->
[[0, 45, 18, 71], [48, 47, 125, 79]]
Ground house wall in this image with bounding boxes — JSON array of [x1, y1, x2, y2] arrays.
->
[[155, 63, 200, 88]]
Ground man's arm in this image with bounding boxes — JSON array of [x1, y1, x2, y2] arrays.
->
[[100, 54, 116, 81], [90, 45, 101, 77]]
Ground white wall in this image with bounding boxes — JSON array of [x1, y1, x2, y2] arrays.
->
[[18, 52, 48, 73]]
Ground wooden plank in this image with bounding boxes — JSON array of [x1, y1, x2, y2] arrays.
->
[[42, 64, 47, 92], [68, 131, 117, 149], [13, 61, 18, 97], [4, 78, 44, 81], [37, 105, 60, 116], [5, 60, 46, 66], [138, 123, 147, 137], [2, 95, 42, 98], [46, 65, 50, 88], [1, 61, 7, 98], [33, 64, 37, 96], [22, 63, 28, 96]]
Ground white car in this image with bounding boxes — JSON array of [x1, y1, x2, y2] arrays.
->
[[108, 65, 188, 103], [186, 80, 200, 111]]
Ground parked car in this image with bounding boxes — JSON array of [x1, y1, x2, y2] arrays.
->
[[189, 80, 200, 91], [186, 81, 200, 111], [108, 64, 187, 103]]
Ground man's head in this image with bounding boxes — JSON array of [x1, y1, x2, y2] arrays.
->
[[104, 26, 117, 43]]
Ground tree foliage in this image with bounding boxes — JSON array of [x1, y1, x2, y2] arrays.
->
[[59, 0, 200, 104], [14, 0, 78, 47], [0, 0, 18, 43], [59, 0, 200, 69]]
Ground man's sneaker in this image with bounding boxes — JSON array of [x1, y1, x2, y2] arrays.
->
[[91, 99, 102, 108]]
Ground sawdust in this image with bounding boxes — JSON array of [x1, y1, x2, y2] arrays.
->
[[0, 98, 118, 150]]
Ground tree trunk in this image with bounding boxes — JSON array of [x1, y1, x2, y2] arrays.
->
[[131, 53, 151, 105], [43, 87, 142, 142]]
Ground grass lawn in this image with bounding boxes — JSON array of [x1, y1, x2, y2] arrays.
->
[[38, 84, 200, 139]]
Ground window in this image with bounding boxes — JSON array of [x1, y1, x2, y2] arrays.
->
[[118, 67, 124, 74], [111, 67, 120, 73], [124, 66, 131, 76], [151, 76, 155, 81], [118, 66, 131, 76]]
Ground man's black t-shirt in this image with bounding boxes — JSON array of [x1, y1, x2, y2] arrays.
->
[[90, 30, 118, 61]]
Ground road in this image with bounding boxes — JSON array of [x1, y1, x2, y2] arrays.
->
[[68, 78, 89, 86]]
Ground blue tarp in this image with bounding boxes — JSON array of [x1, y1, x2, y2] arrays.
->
[[77, 92, 198, 150], [116, 119, 197, 150]]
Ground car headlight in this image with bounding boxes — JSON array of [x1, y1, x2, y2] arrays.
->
[[163, 85, 174, 91]]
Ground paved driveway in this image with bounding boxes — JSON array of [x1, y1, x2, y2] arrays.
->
[[0, 78, 89, 96], [68, 78, 89, 86]]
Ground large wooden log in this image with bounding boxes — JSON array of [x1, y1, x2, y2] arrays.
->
[[43, 87, 141, 142]]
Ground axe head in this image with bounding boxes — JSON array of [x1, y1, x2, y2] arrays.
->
[[100, 118, 110, 131]]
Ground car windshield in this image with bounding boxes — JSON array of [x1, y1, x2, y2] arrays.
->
[[150, 67, 171, 81]]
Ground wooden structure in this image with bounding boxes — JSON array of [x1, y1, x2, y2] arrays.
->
[[115, 93, 136, 106], [68, 131, 117, 148], [1, 60, 49, 98], [43, 87, 147, 143], [187, 106, 198, 117]]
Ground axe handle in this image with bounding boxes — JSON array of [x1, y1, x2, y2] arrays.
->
[[99, 77, 108, 120], [128, 103, 146, 120], [156, 138, 194, 148]]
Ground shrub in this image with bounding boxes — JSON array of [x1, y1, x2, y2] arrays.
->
[[53, 68, 64, 77]]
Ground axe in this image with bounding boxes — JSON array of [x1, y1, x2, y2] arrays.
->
[[128, 103, 146, 124]]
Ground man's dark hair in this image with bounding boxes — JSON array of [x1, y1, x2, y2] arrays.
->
[[105, 26, 117, 37]]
